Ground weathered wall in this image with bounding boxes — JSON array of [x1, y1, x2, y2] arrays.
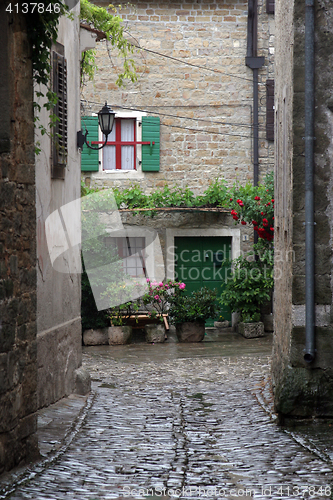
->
[[0, 11, 38, 473], [81, 0, 275, 193], [272, 0, 333, 418], [36, 9, 83, 409]]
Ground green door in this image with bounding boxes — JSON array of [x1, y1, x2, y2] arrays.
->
[[174, 236, 231, 326]]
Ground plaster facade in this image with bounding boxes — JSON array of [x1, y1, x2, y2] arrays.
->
[[35, 8, 84, 409], [272, 0, 333, 418]]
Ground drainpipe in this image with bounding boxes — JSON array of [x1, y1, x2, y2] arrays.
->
[[245, 0, 264, 187], [304, 0, 316, 363]]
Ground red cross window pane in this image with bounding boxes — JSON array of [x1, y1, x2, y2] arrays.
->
[[103, 118, 136, 170]]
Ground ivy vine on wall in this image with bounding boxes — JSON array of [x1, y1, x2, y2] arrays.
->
[[25, 0, 137, 153]]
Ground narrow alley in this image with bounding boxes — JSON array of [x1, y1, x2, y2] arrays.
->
[[1, 333, 333, 500]]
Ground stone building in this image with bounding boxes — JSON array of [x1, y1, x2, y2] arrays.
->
[[80, 0, 276, 311], [272, 0, 333, 418], [0, 5, 91, 474]]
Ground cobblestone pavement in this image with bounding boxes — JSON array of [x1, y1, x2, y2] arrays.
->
[[2, 333, 333, 500]]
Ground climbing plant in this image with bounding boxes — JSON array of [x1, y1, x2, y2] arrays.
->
[[26, 0, 137, 153], [80, 0, 137, 87]]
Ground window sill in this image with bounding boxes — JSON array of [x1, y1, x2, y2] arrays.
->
[[90, 170, 145, 180]]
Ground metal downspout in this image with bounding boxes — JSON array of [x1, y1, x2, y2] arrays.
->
[[304, 0, 316, 363]]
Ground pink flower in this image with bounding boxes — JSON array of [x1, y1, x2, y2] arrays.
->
[[179, 283, 186, 290], [165, 285, 169, 289], [154, 295, 160, 300], [146, 278, 150, 283], [151, 281, 158, 286], [159, 282, 163, 287]]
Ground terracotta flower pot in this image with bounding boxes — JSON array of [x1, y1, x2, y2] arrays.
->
[[175, 321, 205, 342]]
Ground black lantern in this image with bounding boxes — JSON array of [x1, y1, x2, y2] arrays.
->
[[77, 102, 115, 150]]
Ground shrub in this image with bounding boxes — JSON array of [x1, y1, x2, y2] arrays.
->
[[169, 287, 221, 324]]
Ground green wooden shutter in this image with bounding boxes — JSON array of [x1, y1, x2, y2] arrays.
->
[[81, 116, 99, 172], [141, 116, 160, 172]]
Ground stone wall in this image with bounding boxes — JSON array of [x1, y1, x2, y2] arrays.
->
[[81, 0, 275, 193], [272, 0, 333, 418], [0, 12, 38, 473]]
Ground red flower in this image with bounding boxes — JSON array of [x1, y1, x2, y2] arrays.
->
[[230, 198, 233, 201], [241, 220, 246, 225], [252, 220, 258, 225], [270, 227, 274, 231], [272, 199, 274, 203], [266, 202, 271, 206], [261, 212, 264, 215], [254, 196, 260, 201], [233, 215, 239, 221]]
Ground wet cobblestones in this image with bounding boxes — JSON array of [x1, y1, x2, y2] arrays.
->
[[2, 336, 333, 500]]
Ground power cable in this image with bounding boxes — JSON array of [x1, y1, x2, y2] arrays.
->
[[80, 99, 254, 130]]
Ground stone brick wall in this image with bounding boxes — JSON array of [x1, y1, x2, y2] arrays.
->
[[272, 0, 333, 418], [81, 0, 275, 193], [0, 12, 38, 473]]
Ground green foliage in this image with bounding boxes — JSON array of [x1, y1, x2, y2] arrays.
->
[[80, 0, 137, 87], [229, 172, 274, 241], [168, 287, 221, 324], [110, 179, 231, 216], [142, 279, 186, 320], [107, 300, 140, 326], [26, 1, 69, 87], [81, 259, 109, 330], [194, 178, 229, 207], [25, 0, 70, 153], [220, 244, 274, 323]]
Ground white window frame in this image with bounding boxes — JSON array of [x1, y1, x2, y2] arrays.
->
[[96, 111, 147, 180]]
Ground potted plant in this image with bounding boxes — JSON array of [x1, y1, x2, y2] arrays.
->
[[169, 287, 221, 342], [220, 246, 273, 338], [141, 279, 186, 342]]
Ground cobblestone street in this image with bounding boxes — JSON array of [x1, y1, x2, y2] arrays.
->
[[2, 333, 333, 500]]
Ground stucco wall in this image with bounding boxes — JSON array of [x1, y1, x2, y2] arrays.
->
[[81, 0, 275, 193], [36, 9, 83, 409]]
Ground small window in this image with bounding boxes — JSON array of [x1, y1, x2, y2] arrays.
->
[[266, 0, 275, 14], [266, 79, 274, 142], [52, 43, 68, 179], [105, 237, 146, 278], [103, 118, 136, 171]]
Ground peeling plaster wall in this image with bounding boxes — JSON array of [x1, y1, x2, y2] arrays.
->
[[36, 9, 82, 409]]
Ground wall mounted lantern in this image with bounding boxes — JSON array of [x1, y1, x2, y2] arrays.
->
[[77, 102, 115, 150]]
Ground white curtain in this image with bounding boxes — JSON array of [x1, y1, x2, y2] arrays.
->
[[103, 126, 116, 170], [121, 119, 135, 170]]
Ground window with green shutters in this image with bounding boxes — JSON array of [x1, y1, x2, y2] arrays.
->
[[80, 114, 160, 172], [80, 116, 99, 172]]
